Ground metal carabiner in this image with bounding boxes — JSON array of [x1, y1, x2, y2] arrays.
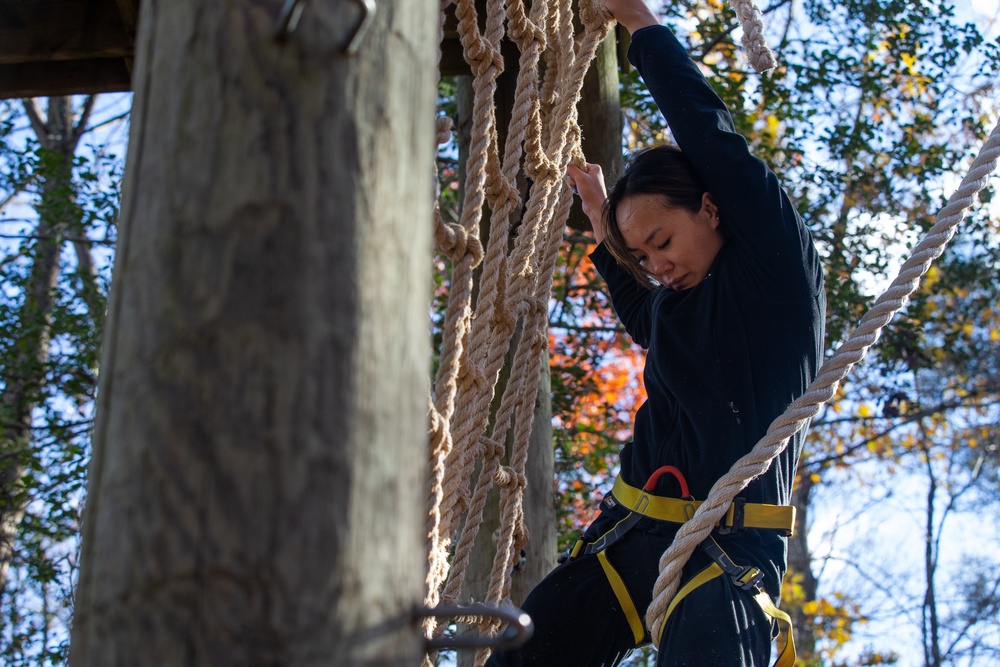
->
[[418, 603, 534, 652]]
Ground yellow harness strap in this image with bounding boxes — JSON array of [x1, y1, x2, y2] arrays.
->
[[596, 550, 646, 644], [656, 557, 797, 667], [573, 477, 798, 665], [609, 477, 796, 534]]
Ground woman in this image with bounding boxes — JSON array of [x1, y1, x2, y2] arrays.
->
[[488, 1, 826, 665]]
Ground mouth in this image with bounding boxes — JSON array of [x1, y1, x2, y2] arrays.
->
[[664, 274, 688, 290]]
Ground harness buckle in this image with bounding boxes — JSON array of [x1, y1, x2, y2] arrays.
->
[[717, 497, 746, 534], [733, 566, 765, 591]]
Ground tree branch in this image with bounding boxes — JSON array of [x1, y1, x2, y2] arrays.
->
[[0, 175, 37, 214], [805, 390, 1000, 469], [21, 98, 48, 146], [71, 95, 97, 145]]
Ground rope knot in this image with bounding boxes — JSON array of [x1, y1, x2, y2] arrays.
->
[[478, 435, 505, 460], [506, 1, 546, 51], [466, 39, 505, 79], [578, 0, 614, 31], [435, 116, 454, 146], [435, 220, 484, 266], [495, 465, 527, 490]]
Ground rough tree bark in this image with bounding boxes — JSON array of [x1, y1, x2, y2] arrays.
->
[[0, 96, 93, 598], [788, 470, 820, 660], [69, 2, 436, 665]]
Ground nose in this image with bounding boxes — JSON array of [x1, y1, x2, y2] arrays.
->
[[648, 255, 673, 279]]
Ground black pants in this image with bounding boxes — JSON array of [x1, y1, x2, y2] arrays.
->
[[486, 513, 772, 667]]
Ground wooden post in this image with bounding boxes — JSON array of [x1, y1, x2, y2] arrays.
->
[[69, 2, 437, 664]]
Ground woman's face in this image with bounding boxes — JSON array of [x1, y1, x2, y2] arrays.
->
[[616, 192, 725, 291]]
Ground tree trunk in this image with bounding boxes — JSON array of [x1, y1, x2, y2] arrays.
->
[[0, 96, 88, 598], [69, 2, 436, 665], [788, 470, 819, 660]]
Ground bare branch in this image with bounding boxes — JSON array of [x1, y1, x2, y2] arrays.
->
[[71, 95, 97, 145], [0, 176, 36, 214], [85, 110, 130, 134], [0, 248, 26, 270], [805, 389, 1000, 469], [21, 98, 48, 146]]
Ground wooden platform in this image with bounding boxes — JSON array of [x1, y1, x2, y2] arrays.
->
[[0, 0, 139, 99]]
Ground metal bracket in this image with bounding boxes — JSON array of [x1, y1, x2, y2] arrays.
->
[[344, 0, 376, 56], [273, 0, 377, 56], [417, 603, 534, 652], [273, 0, 306, 41]]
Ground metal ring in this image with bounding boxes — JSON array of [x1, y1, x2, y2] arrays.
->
[[418, 603, 534, 652]]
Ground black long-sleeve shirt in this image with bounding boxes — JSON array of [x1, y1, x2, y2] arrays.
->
[[590, 25, 826, 584]]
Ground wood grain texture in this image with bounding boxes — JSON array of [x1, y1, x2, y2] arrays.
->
[[0, 0, 132, 64], [0, 0, 140, 97], [70, 1, 437, 664]]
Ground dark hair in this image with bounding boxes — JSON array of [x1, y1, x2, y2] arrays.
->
[[602, 144, 708, 288]]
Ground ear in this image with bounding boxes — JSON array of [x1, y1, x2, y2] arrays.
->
[[701, 192, 720, 229]]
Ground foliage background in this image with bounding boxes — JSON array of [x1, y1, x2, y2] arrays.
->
[[1, 2, 999, 665]]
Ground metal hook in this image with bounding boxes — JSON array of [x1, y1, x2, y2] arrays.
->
[[273, 0, 306, 41], [272, 0, 377, 57], [417, 603, 534, 652], [344, 0, 376, 56]]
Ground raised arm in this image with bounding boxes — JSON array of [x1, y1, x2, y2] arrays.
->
[[605, 1, 820, 292]]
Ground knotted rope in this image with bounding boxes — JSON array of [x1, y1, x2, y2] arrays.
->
[[645, 117, 1000, 640], [730, 0, 776, 72], [425, 2, 611, 662]]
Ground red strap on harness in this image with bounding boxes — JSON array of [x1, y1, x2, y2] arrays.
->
[[644, 465, 690, 498]]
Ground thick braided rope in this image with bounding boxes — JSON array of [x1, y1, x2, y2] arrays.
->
[[439, 0, 610, 615], [425, 1, 612, 656], [424, 0, 506, 621], [645, 117, 1000, 640], [467, 33, 610, 662], [434, 0, 548, 613], [729, 0, 776, 73]]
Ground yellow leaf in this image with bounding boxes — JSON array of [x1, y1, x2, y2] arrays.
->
[[810, 473, 821, 484], [765, 114, 779, 138], [859, 404, 871, 418], [991, 328, 1000, 342], [925, 265, 940, 287]]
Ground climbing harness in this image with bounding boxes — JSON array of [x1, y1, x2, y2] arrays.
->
[[569, 467, 797, 664], [661, 537, 796, 667], [570, 467, 795, 559]]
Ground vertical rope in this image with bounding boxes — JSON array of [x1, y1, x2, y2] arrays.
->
[[425, 1, 612, 660], [729, 0, 776, 73]]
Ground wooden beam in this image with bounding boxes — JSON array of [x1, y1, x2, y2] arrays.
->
[[0, 0, 133, 65], [0, 59, 132, 99], [113, 0, 140, 35]]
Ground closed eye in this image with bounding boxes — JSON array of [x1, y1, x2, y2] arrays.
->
[[657, 238, 670, 250]]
